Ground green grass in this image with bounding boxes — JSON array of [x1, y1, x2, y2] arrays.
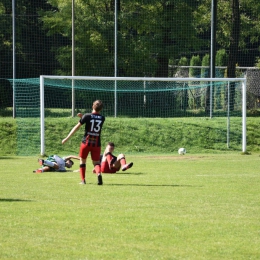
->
[[1, 116, 260, 156], [1, 153, 260, 259]]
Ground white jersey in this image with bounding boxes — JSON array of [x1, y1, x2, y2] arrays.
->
[[53, 155, 66, 171]]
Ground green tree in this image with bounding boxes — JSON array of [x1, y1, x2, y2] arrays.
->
[[189, 55, 201, 77], [194, 0, 260, 53], [41, 0, 201, 77], [226, 0, 240, 111], [0, 0, 13, 79], [201, 54, 210, 78], [195, 0, 260, 111], [215, 49, 228, 109], [189, 55, 201, 109], [215, 49, 227, 77], [0, 0, 59, 78], [0, 0, 60, 111], [255, 57, 260, 68], [201, 54, 209, 110], [149, 0, 200, 77], [177, 57, 189, 111]]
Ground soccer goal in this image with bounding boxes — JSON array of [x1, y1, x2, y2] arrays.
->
[[38, 75, 247, 155]]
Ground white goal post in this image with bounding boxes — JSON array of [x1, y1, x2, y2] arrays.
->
[[40, 75, 247, 155]]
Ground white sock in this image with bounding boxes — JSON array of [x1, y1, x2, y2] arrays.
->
[[44, 160, 55, 167]]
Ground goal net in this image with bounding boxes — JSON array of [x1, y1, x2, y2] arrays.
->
[[11, 76, 247, 155]]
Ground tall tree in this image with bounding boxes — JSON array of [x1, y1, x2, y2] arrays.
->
[[41, 0, 200, 77], [194, 0, 260, 111], [146, 0, 200, 77], [195, 0, 260, 61], [227, 0, 240, 111], [0, 0, 13, 79], [0, 0, 62, 78]]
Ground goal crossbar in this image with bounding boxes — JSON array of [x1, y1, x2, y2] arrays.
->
[[40, 75, 245, 82]]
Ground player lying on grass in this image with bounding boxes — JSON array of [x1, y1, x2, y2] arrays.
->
[[33, 155, 80, 173], [93, 142, 133, 174]]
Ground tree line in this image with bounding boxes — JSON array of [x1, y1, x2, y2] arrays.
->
[[0, 0, 260, 111]]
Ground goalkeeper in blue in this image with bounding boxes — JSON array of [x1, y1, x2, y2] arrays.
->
[[33, 155, 80, 173]]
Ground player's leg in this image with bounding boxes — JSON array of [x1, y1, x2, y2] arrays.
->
[[38, 159, 59, 170], [79, 143, 90, 184], [101, 160, 117, 174], [110, 155, 123, 171], [116, 154, 133, 171], [91, 147, 103, 185], [33, 166, 50, 173], [100, 152, 117, 173], [79, 157, 87, 184], [93, 160, 103, 185], [92, 154, 102, 173], [104, 152, 117, 168]]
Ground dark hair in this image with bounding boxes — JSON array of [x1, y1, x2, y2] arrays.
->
[[108, 142, 115, 147], [66, 159, 74, 166]]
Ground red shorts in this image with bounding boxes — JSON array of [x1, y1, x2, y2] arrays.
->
[[79, 143, 101, 161], [101, 161, 119, 174]]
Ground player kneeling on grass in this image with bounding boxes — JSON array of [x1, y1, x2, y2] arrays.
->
[[33, 155, 80, 173], [93, 142, 133, 174]]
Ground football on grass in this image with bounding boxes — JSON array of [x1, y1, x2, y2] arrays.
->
[[178, 148, 186, 155]]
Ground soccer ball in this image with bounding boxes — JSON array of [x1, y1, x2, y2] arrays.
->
[[178, 148, 186, 155]]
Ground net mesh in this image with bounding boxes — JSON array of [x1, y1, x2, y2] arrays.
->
[[14, 79, 40, 155], [1, 1, 260, 80], [41, 78, 243, 118], [8, 77, 245, 155], [1, 1, 259, 155]]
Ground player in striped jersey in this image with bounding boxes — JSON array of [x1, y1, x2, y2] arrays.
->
[[62, 100, 105, 185], [96, 142, 133, 174]]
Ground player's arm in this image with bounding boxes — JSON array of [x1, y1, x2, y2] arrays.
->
[[41, 166, 52, 172], [64, 155, 80, 160], [104, 145, 110, 155], [62, 122, 82, 144], [52, 163, 59, 169], [77, 113, 83, 118], [102, 145, 110, 161], [103, 145, 116, 169]]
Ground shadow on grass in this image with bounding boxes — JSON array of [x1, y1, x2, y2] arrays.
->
[[106, 172, 143, 175], [0, 198, 33, 202], [105, 183, 196, 187], [0, 157, 15, 160]]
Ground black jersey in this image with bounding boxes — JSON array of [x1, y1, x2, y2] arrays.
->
[[79, 112, 105, 147]]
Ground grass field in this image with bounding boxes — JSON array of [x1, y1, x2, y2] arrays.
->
[[1, 153, 260, 259], [1, 116, 260, 156]]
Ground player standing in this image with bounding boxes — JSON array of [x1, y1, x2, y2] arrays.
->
[[62, 100, 105, 185]]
